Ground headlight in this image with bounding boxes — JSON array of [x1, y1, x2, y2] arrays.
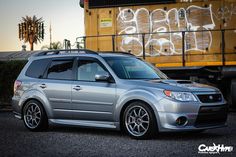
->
[[164, 90, 197, 102]]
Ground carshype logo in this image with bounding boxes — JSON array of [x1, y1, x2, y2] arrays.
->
[[198, 143, 234, 154]]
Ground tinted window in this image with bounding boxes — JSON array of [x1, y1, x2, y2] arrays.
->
[[104, 57, 167, 80], [47, 60, 73, 80], [26, 59, 50, 78], [77, 58, 107, 81]]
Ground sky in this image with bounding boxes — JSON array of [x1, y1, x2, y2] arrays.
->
[[0, 0, 84, 51]]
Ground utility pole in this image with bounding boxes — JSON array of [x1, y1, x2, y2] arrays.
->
[[49, 22, 52, 49]]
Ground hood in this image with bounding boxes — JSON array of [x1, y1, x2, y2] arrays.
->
[[157, 80, 219, 92], [122, 79, 219, 92]]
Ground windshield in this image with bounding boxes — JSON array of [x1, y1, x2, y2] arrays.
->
[[104, 56, 168, 80]]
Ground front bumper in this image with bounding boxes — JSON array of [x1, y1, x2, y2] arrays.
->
[[156, 98, 228, 132]]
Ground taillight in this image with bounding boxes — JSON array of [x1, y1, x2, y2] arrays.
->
[[14, 80, 22, 93]]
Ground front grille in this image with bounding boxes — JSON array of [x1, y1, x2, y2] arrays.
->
[[197, 94, 222, 103], [194, 105, 228, 127]]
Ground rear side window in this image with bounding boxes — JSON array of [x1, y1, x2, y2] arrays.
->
[[47, 60, 73, 80], [26, 59, 50, 78]]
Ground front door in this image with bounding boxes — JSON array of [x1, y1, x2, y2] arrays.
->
[[71, 57, 116, 121]]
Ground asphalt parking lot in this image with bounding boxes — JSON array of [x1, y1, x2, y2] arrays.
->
[[0, 112, 236, 157]]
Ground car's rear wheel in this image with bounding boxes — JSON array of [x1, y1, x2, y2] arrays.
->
[[123, 101, 157, 139], [23, 100, 48, 131]]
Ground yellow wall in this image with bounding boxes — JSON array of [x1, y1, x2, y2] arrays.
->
[[84, 0, 236, 67]]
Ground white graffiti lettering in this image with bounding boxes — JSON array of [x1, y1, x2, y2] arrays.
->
[[117, 5, 216, 56]]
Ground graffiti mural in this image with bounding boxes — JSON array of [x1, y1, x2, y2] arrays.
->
[[117, 5, 217, 56], [213, 3, 236, 22]]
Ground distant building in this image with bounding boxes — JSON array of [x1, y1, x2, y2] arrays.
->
[[0, 51, 39, 61]]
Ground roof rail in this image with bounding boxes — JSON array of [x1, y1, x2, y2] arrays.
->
[[34, 49, 98, 57], [99, 51, 135, 56]]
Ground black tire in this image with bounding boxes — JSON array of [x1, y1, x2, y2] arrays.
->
[[122, 101, 157, 139], [23, 100, 48, 131]]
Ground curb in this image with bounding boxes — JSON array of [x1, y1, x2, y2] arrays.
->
[[0, 109, 13, 112], [0, 105, 12, 112]]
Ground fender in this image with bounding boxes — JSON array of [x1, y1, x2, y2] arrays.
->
[[114, 88, 163, 123], [18, 89, 54, 118]]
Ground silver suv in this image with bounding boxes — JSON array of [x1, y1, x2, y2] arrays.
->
[[12, 49, 228, 139]]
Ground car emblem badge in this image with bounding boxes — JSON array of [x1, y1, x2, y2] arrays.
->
[[209, 95, 213, 100]]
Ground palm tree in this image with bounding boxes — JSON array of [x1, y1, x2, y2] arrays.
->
[[18, 15, 44, 51], [41, 41, 63, 50]]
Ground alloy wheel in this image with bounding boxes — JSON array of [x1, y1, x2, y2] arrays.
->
[[24, 103, 42, 129], [125, 105, 150, 137]]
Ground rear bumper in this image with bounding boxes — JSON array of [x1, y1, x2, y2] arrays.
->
[[11, 96, 22, 119]]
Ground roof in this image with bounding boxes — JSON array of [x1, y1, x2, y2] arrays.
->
[[0, 49, 135, 61]]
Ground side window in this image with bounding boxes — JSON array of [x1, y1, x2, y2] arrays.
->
[[47, 60, 73, 80], [26, 59, 50, 78], [77, 58, 107, 81]]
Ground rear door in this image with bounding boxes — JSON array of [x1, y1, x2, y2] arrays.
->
[[71, 57, 116, 121], [41, 57, 75, 119]]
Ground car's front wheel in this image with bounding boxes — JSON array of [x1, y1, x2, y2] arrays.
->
[[23, 100, 48, 131], [123, 101, 157, 139]]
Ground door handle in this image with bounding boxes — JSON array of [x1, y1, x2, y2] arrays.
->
[[39, 84, 47, 89], [73, 85, 82, 91]]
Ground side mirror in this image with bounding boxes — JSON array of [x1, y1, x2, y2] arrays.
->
[[95, 73, 111, 82]]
